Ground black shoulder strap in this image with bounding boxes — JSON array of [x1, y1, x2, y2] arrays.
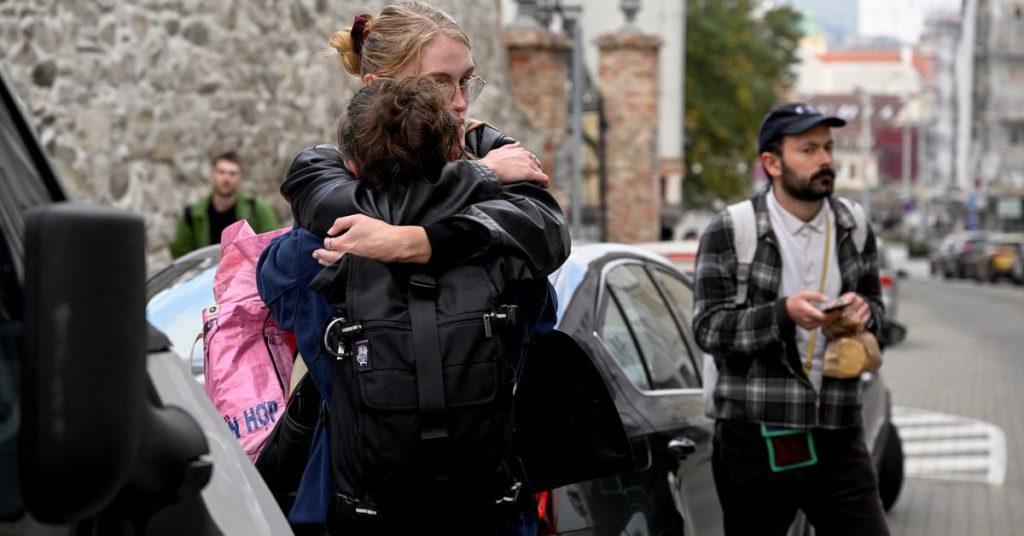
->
[[407, 273, 448, 441], [183, 203, 194, 229]]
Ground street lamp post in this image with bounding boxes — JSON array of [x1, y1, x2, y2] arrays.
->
[[563, 5, 584, 238], [510, 0, 543, 30], [901, 93, 912, 207], [857, 87, 873, 216], [621, 0, 642, 28]]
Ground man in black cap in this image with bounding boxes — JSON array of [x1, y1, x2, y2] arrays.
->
[[691, 102, 889, 535]]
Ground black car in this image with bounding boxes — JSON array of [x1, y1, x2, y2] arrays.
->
[[543, 244, 904, 535], [147, 242, 905, 535]]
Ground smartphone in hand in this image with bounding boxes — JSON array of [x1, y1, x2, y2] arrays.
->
[[815, 298, 848, 313]]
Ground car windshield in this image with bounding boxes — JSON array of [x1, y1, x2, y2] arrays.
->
[[146, 256, 218, 378]]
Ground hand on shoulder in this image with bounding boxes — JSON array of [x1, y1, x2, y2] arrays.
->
[[478, 142, 549, 188], [314, 214, 431, 266]]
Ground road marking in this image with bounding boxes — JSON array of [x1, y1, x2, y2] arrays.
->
[[903, 439, 992, 455], [892, 406, 1006, 486], [898, 424, 991, 440]]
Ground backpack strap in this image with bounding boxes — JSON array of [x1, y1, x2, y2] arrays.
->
[[726, 200, 757, 306], [408, 273, 448, 441], [836, 197, 868, 253], [702, 200, 756, 419], [183, 203, 194, 229]]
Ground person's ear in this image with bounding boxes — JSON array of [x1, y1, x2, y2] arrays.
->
[[345, 159, 361, 178], [761, 151, 781, 181], [362, 73, 378, 87]]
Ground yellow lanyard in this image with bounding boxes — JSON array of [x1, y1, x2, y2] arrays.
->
[[804, 210, 831, 375]]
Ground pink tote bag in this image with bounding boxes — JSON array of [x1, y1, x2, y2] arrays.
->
[[203, 220, 295, 461]]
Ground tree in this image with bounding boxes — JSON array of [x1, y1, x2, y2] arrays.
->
[[683, 0, 803, 209]]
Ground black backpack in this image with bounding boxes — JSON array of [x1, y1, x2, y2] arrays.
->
[[312, 253, 523, 531]]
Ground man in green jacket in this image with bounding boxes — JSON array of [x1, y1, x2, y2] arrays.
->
[[170, 151, 280, 258]]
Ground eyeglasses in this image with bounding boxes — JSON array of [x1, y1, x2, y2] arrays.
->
[[372, 75, 487, 104], [458, 75, 487, 103]]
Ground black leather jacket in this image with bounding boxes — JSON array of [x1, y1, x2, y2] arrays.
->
[[280, 124, 570, 279]]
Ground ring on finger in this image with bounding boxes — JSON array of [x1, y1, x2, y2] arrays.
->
[[328, 237, 335, 251]]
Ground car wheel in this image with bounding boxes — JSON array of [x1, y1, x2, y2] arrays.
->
[[877, 422, 904, 511]]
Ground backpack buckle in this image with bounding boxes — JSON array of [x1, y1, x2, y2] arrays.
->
[[500, 305, 519, 326], [324, 317, 361, 359]]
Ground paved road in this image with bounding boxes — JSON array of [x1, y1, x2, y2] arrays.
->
[[882, 272, 1024, 536]]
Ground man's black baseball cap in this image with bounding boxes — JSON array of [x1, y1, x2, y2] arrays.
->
[[758, 102, 846, 153]]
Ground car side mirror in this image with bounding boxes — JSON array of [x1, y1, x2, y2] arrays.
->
[[22, 204, 149, 521], [21, 204, 214, 531], [879, 319, 908, 348]]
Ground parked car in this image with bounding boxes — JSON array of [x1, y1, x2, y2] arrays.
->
[[975, 232, 1024, 284], [0, 67, 290, 534], [956, 232, 991, 280], [1014, 242, 1024, 285], [633, 239, 700, 273], [550, 244, 905, 534], [876, 238, 903, 319], [148, 240, 906, 535], [932, 231, 988, 279], [146, 247, 219, 380], [931, 232, 971, 279], [930, 234, 957, 278]]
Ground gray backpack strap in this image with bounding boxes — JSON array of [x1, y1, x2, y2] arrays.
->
[[702, 200, 756, 419], [726, 200, 757, 305], [837, 197, 867, 253]]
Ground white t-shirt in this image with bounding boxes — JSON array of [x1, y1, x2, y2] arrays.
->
[[766, 190, 842, 391]]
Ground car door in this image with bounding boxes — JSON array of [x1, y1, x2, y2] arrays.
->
[[597, 259, 720, 535], [646, 266, 724, 535]]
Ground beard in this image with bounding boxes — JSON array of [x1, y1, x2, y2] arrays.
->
[[779, 160, 835, 202]]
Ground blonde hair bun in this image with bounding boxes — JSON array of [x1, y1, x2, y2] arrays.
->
[[328, 2, 469, 79], [330, 17, 373, 77]]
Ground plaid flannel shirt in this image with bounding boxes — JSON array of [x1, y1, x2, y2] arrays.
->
[[692, 189, 884, 429]]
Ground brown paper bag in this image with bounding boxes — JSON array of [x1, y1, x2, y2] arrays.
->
[[822, 311, 883, 379]]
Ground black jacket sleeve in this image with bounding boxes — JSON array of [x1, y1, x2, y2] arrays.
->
[[280, 125, 570, 278]]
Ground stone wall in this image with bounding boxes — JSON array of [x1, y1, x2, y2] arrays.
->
[[0, 0, 539, 267]]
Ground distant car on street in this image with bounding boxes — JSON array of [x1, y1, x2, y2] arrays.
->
[[975, 232, 1024, 284], [932, 231, 988, 280], [876, 238, 903, 319]]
